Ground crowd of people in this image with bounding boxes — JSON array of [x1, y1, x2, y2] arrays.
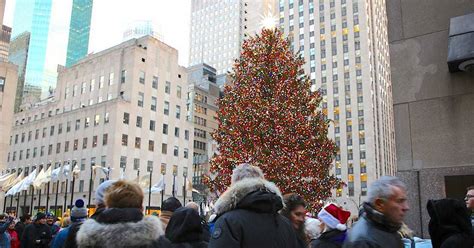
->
[[0, 163, 472, 247]]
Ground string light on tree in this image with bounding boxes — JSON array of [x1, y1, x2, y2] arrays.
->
[[204, 29, 343, 209]]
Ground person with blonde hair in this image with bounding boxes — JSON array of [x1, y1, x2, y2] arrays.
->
[[76, 180, 164, 247]]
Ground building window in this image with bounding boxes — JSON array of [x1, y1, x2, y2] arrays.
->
[[184, 148, 189, 159], [165, 81, 171, 94], [75, 120, 81, 131], [103, 134, 108, 146], [120, 156, 127, 168], [173, 146, 179, 157], [149, 120, 155, 131], [135, 137, 141, 149], [176, 86, 182, 98], [185, 130, 189, 140], [94, 114, 100, 126], [48, 144, 53, 155], [152, 76, 158, 89], [42, 128, 47, 138], [84, 117, 90, 128], [35, 129, 39, 139], [138, 92, 144, 107], [99, 75, 105, 88], [79, 180, 84, 192], [176, 105, 181, 119], [174, 127, 180, 137], [151, 97, 157, 111], [123, 112, 130, 124], [109, 72, 114, 85], [162, 143, 167, 154], [121, 70, 127, 83], [164, 101, 169, 115], [90, 79, 95, 91], [56, 143, 61, 154], [122, 134, 128, 146], [64, 141, 69, 152], [33, 147, 37, 157], [82, 138, 88, 149], [104, 112, 110, 123], [148, 140, 154, 151], [163, 124, 168, 134], [80, 159, 86, 171], [92, 136, 98, 147], [139, 71, 145, 84], [73, 140, 78, 150], [136, 116, 142, 128]]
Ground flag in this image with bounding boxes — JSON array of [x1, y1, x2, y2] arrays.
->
[[72, 164, 80, 178], [62, 163, 71, 177], [147, 178, 165, 193], [92, 165, 110, 177], [32, 168, 47, 189], [186, 178, 200, 193], [0, 173, 15, 185], [2, 173, 24, 192], [6, 178, 23, 196], [51, 167, 61, 182], [18, 169, 37, 192], [134, 174, 150, 189]]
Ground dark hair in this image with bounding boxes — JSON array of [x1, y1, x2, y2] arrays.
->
[[280, 193, 306, 218], [162, 197, 182, 212], [20, 214, 31, 223], [467, 186, 474, 191]]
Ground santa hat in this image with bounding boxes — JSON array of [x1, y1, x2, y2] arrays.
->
[[318, 203, 351, 231]]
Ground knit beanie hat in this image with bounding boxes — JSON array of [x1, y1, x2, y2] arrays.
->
[[318, 203, 351, 231], [71, 199, 88, 221], [94, 180, 116, 206], [34, 212, 46, 221]]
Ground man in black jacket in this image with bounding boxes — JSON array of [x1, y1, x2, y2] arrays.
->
[[208, 163, 300, 248], [15, 214, 31, 242], [21, 212, 52, 248], [343, 176, 409, 248]]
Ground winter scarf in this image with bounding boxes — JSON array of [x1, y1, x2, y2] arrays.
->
[[76, 208, 164, 248], [362, 202, 402, 233]]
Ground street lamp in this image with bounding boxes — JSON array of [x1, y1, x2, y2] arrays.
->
[[172, 165, 177, 197]]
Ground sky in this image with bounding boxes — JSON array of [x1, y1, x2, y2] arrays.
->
[[4, 0, 192, 66]]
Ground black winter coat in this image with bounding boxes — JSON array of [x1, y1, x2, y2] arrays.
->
[[160, 207, 208, 248], [208, 178, 300, 248], [14, 222, 25, 242], [21, 223, 52, 248], [427, 198, 474, 248], [311, 229, 347, 248], [343, 203, 403, 248]]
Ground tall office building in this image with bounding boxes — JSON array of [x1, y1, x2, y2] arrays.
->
[[65, 0, 93, 67], [10, 0, 54, 103], [0, 0, 11, 61], [5, 36, 194, 215], [189, 0, 278, 75], [279, 0, 395, 213]]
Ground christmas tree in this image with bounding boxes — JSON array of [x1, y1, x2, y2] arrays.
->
[[206, 29, 341, 209]]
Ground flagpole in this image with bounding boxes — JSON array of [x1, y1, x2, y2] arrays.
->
[[45, 181, 50, 212], [88, 162, 93, 208], [23, 190, 27, 216], [16, 192, 20, 216], [64, 178, 68, 212], [3, 194, 6, 213], [70, 176, 75, 210], [37, 188, 42, 212], [54, 180, 59, 215], [148, 169, 152, 213], [29, 186, 34, 215]]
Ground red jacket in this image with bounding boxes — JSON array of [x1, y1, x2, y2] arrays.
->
[[7, 229, 19, 248]]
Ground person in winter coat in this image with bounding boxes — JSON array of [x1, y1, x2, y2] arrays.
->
[[51, 199, 88, 248], [208, 163, 300, 248], [160, 197, 182, 230], [185, 202, 211, 242], [312, 203, 350, 248], [21, 212, 52, 248], [343, 176, 409, 248], [76, 180, 164, 248], [7, 222, 20, 248], [465, 185, 474, 235], [0, 214, 13, 248], [90, 180, 116, 220], [281, 193, 308, 247], [427, 198, 474, 248], [14, 214, 31, 243], [157, 207, 208, 247], [46, 213, 60, 244]]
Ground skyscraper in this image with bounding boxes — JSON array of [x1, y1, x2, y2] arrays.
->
[[10, 0, 54, 103], [65, 0, 93, 67], [279, 0, 395, 212], [189, 0, 278, 75]]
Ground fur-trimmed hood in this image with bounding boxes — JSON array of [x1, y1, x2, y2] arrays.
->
[[213, 177, 284, 216], [76, 215, 164, 247]]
